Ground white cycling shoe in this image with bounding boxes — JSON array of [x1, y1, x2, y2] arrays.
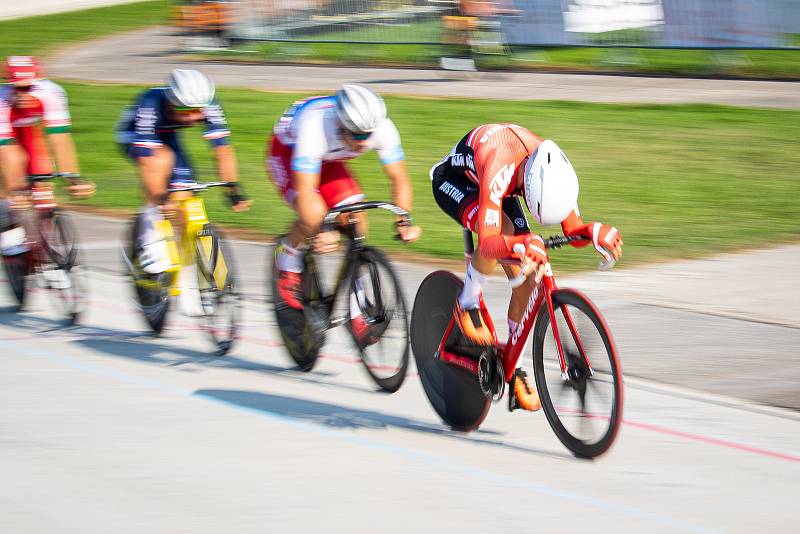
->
[[138, 239, 173, 274], [0, 227, 29, 256], [42, 268, 71, 290], [178, 287, 206, 317], [177, 265, 205, 317]]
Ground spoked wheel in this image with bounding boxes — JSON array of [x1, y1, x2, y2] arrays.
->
[[40, 210, 87, 325], [124, 216, 172, 335], [344, 246, 409, 393], [1, 251, 30, 310], [410, 271, 490, 431], [532, 288, 623, 458], [195, 224, 240, 355], [270, 242, 324, 371]]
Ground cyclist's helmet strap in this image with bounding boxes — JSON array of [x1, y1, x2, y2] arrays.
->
[[335, 84, 387, 134], [523, 140, 579, 226], [165, 69, 215, 108]]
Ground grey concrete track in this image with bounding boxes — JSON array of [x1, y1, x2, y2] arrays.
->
[[47, 27, 800, 109], [1, 212, 798, 533]]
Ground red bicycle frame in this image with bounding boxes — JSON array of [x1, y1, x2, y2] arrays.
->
[[435, 234, 593, 384]]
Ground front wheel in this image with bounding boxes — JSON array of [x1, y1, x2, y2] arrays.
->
[[532, 288, 623, 458], [1, 251, 29, 310], [40, 210, 87, 324], [345, 247, 409, 393], [195, 224, 240, 355], [411, 271, 490, 431], [124, 216, 172, 335]]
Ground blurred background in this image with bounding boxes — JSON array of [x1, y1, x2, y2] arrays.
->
[[172, 0, 800, 77]]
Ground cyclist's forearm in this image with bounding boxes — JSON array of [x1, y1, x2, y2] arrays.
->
[[560, 209, 586, 236], [214, 145, 239, 183], [48, 132, 80, 175], [384, 160, 413, 213]]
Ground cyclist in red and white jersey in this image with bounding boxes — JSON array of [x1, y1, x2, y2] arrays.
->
[[267, 84, 421, 311], [430, 123, 623, 411], [0, 56, 93, 255]]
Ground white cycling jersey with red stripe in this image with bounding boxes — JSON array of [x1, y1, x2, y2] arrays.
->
[[273, 96, 405, 174], [0, 79, 71, 144]]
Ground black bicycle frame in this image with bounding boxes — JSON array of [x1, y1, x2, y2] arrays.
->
[[304, 201, 410, 326]]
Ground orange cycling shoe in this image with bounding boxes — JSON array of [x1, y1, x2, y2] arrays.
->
[[349, 314, 373, 347], [508, 368, 541, 412], [453, 301, 494, 346], [277, 270, 304, 310]]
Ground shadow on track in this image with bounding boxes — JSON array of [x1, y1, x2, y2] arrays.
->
[[71, 336, 390, 396], [196, 388, 574, 460]]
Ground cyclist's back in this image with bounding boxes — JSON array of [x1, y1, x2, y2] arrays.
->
[[0, 79, 71, 176], [272, 95, 404, 175], [116, 86, 230, 183]]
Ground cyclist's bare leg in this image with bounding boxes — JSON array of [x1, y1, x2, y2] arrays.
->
[[139, 146, 175, 207], [286, 190, 368, 253], [0, 144, 28, 194], [286, 187, 327, 249], [135, 146, 175, 270], [467, 212, 538, 330], [492, 212, 538, 326], [0, 144, 30, 253]]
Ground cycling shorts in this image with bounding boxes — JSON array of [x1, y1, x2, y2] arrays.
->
[[122, 141, 196, 186], [267, 135, 364, 209], [430, 159, 530, 235]]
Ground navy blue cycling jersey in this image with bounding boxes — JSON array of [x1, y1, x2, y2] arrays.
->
[[116, 88, 230, 181]]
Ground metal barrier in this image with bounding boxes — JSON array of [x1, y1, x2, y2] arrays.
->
[[229, 0, 450, 44], [216, 0, 800, 50]]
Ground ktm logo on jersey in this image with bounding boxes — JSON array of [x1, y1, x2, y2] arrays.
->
[[489, 164, 514, 205]]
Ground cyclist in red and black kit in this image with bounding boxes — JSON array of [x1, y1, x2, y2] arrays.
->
[[0, 56, 93, 255], [430, 124, 623, 411]]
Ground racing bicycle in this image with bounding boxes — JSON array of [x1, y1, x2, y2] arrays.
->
[[271, 201, 411, 393], [410, 229, 623, 458], [122, 181, 239, 355], [1, 174, 87, 323]]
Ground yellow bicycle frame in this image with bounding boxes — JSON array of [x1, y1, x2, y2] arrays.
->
[[152, 194, 230, 297]]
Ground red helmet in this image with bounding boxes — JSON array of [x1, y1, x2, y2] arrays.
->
[[6, 56, 43, 85]]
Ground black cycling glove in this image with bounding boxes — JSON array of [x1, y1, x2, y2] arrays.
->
[[226, 183, 249, 207]]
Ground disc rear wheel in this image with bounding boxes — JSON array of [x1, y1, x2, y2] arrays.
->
[[411, 271, 490, 431]]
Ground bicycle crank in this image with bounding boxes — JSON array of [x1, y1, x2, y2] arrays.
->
[[477, 349, 505, 401]]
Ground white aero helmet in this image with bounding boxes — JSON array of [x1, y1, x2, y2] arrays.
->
[[523, 140, 579, 226], [335, 84, 387, 133], [166, 69, 215, 108]]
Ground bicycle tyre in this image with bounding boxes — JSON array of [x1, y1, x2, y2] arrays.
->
[[270, 243, 324, 371], [195, 223, 239, 355], [411, 271, 490, 431], [40, 210, 78, 270], [2, 252, 29, 310], [532, 288, 623, 458], [41, 210, 87, 324], [126, 215, 171, 335], [345, 246, 409, 393]]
